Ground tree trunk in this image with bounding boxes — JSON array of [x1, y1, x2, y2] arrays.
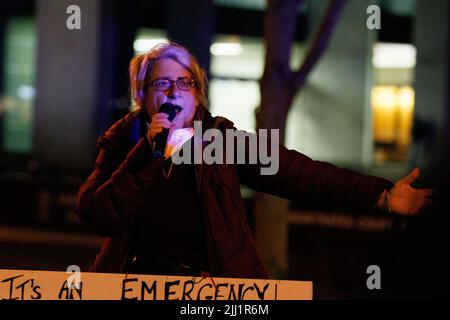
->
[[254, 0, 347, 278]]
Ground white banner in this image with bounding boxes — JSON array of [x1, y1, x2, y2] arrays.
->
[[0, 269, 312, 300]]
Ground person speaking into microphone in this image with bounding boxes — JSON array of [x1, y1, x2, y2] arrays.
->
[[76, 42, 434, 279]]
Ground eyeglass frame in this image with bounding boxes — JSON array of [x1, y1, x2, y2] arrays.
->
[[147, 77, 197, 91]]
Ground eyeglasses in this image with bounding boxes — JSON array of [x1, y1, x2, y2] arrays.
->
[[148, 78, 196, 91]]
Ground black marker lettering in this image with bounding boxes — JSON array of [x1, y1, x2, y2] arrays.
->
[[164, 280, 180, 300], [182, 280, 195, 300], [121, 278, 138, 300], [141, 280, 157, 300], [254, 283, 270, 300]]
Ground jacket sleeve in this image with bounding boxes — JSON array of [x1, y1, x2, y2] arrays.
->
[[76, 135, 160, 237], [236, 134, 394, 213]]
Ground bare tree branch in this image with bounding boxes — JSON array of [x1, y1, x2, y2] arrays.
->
[[263, 0, 305, 80], [292, 0, 347, 90]]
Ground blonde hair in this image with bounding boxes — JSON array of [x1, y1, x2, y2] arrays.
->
[[129, 42, 208, 110]]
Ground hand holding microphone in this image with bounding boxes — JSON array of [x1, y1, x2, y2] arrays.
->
[[147, 102, 182, 159]]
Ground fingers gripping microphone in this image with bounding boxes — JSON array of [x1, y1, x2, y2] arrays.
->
[[152, 102, 182, 159]]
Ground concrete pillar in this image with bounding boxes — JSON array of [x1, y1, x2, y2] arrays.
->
[[167, 0, 214, 74], [97, 0, 136, 132], [411, 0, 450, 172], [34, 0, 102, 173]]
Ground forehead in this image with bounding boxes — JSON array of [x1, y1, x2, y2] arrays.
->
[[150, 58, 191, 79]]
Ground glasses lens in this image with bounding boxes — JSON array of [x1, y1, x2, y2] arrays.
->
[[151, 78, 195, 91], [152, 79, 171, 91], [177, 78, 194, 90]]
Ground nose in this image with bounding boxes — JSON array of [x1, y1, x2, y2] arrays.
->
[[167, 83, 182, 99]]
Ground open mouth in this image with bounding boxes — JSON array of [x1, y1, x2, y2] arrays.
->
[[159, 102, 182, 120]]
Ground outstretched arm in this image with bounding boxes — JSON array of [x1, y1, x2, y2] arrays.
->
[[238, 141, 394, 213]]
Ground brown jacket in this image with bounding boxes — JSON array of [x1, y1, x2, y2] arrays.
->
[[76, 107, 393, 278]]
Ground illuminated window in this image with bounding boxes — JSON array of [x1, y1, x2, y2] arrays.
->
[[209, 34, 302, 133], [372, 86, 414, 163], [1, 18, 37, 154], [133, 29, 168, 54], [372, 41, 416, 164]]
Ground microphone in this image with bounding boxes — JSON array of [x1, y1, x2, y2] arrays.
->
[[152, 102, 182, 159]]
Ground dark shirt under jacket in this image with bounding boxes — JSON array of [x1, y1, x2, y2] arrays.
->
[[126, 159, 210, 276]]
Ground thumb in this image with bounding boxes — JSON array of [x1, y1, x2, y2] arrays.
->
[[400, 167, 420, 185]]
